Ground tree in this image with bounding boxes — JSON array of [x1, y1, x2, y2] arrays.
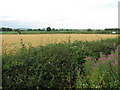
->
[[42, 28, 46, 31], [87, 28, 92, 31], [17, 29, 21, 34], [1, 27, 13, 31], [46, 27, 51, 31], [52, 28, 55, 31], [38, 28, 41, 31], [27, 29, 32, 31]]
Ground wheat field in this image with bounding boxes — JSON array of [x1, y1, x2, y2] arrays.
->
[[1, 34, 118, 53]]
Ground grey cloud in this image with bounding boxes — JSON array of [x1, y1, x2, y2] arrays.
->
[[0, 20, 48, 29]]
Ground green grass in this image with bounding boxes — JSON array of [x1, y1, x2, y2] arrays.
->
[[1, 30, 119, 34]]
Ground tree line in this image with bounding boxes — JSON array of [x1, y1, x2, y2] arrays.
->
[[0, 27, 67, 31], [105, 28, 120, 31], [0, 27, 120, 31]]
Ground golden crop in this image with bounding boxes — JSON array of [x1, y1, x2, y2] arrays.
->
[[1, 34, 118, 53]]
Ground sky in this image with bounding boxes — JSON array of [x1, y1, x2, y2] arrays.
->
[[0, 0, 119, 29]]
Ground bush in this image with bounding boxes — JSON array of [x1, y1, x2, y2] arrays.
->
[[2, 37, 120, 89], [75, 45, 120, 88]]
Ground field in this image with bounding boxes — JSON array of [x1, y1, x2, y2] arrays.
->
[[2, 34, 118, 53], [2, 34, 118, 46]]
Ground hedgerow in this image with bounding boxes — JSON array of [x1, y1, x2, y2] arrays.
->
[[2, 37, 119, 89]]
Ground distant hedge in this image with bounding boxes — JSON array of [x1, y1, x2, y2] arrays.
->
[[105, 28, 120, 31]]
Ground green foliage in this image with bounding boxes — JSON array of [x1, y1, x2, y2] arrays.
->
[[105, 28, 120, 31], [27, 29, 32, 31], [0, 27, 13, 31], [87, 28, 92, 31], [2, 37, 120, 89], [1, 30, 119, 34], [76, 46, 120, 88], [17, 30, 21, 34], [46, 27, 51, 31]]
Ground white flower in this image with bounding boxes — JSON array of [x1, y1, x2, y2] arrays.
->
[[83, 84, 85, 86], [74, 46, 77, 48]]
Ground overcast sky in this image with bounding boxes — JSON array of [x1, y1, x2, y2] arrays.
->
[[0, 0, 119, 29]]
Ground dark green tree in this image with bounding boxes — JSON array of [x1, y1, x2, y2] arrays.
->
[[27, 29, 32, 31], [87, 28, 92, 31], [38, 28, 41, 31], [1, 27, 13, 31], [52, 28, 55, 31], [46, 27, 51, 31]]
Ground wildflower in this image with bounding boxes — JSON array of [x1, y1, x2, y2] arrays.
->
[[93, 62, 99, 68], [108, 54, 114, 58], [98, 57, 106, 61], [114, 45, 120, 54], [106, 56, 111, 60], [84, 57, 93, 61], [112, 60, 118, 66], [36, 87, 39, 90], [100, 52, 105, 57], [74, 46, 77, 48]]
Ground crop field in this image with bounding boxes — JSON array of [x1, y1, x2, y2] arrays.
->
[[2, 34, 118, 52], [2, 34, 118, 45], [2, 34, 118, 50]]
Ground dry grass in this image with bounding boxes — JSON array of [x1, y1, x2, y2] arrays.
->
[[1, 34, 118, 53]]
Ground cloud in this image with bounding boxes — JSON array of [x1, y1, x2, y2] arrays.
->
[[0, 20, 49, 29], [0, 0, 118, 29]]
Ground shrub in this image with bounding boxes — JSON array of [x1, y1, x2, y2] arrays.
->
[[2, 37, 119, 89], [75, 45, 120, 88]]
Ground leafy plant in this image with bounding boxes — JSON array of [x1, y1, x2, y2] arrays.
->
[[76, 45, 120, 88], [2, 37, 120, 89]]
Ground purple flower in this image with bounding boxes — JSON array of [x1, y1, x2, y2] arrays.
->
[[84, 57, 93, 61], [98, 57, 106, 61], [108, 54, 114, 58], [106, 56, 111, 60], [112, 60, 118, 66], [93, 62, 99, 68]]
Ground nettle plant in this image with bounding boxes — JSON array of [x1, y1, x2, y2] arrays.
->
[[76, 45, 120, 88]]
